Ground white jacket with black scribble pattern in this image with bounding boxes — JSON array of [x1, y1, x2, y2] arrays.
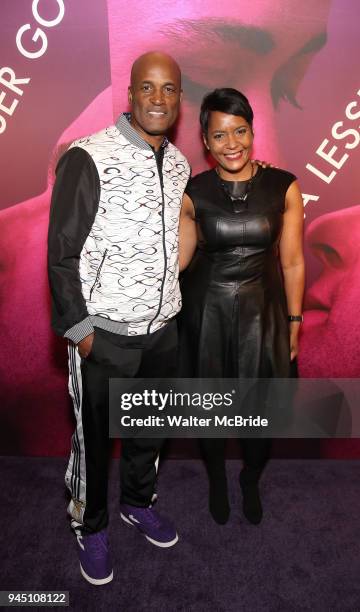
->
[[48, 114, 191, 343]]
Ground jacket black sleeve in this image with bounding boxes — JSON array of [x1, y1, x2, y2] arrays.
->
[[47, 146, 100, 342]]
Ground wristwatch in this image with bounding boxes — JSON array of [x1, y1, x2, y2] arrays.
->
[[288, 315, 303, 322]]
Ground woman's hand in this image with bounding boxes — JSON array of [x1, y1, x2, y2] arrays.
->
[[289, 322, 301, 361]]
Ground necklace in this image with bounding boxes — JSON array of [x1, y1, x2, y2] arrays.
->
[[216, 163, 256, 211]]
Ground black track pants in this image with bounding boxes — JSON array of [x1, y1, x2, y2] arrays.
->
[[65, 320, 177, 534]]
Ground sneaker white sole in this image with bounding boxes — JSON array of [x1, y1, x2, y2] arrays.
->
[[79, 563, 113, 586], [120, 512, 179, 548]]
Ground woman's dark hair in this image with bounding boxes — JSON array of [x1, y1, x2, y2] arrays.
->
[[200, 88, 254, 135]]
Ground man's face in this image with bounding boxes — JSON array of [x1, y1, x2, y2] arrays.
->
[[128, 56, 182, 142]]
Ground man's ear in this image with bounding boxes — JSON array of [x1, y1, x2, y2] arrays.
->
[[202, 134, 210, 150], [128, 86, 133, 105], [179, 89, 183, 103]]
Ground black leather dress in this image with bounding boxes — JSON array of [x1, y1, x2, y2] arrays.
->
[[178, 166, 297, 379]]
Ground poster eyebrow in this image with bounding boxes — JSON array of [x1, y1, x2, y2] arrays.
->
[[161, 19, 275, 55]]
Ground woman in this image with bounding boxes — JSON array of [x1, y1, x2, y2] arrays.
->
[[178, 88, 305, 525]]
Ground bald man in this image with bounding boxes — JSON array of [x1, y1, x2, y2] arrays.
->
[[48, 52, 190, 585]]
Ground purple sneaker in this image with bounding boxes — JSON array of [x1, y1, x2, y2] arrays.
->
[[76, 529, 113, 585], [120, 504, 178, 548]]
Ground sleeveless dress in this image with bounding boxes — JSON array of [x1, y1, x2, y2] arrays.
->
[[178, 166, 297, 379]]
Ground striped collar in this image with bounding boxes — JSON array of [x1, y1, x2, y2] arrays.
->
[[115, 112, 169, 150]]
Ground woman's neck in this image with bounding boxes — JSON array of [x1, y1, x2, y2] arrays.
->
[[216, 160, 254, 182]]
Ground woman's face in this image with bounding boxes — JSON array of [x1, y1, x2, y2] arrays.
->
[[204, 112, 254, 178]]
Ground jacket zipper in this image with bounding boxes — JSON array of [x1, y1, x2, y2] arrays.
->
[[89, 248, 108, 301], [147, 150, 167, 334]]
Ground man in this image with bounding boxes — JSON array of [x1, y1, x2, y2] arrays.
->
[[48, 51, 190, 585]]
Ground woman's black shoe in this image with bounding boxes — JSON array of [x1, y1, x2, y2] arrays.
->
[[239, 470, 263, 525], [199, 439, 230, 524], [209, 485, 230, 524], [208, 474, 230, 525]]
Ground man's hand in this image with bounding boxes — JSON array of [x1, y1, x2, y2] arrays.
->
[[251, 159, 274, 169], [77, 332, 94, 359]]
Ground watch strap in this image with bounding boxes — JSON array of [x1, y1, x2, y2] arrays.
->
[[288, 315, 303, 322]]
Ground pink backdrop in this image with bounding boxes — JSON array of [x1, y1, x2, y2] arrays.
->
[[0, 0, 359, 457]]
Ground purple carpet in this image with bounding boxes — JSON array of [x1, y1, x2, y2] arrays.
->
[[1, 457, 360, 610]]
